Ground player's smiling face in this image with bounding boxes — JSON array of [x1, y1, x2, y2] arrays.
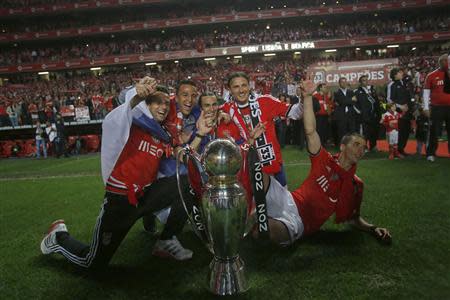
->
[[229, 76, 250, 105], [176, 84, 197, 117], [148, 92, 170, 123], [200, 95, 219, 122]]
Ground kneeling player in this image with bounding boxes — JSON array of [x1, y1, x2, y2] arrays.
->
[[250, 81, 392, 246], [40, 77, 194, 269]]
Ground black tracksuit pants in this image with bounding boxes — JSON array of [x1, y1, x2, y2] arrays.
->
[[53, 175, 191, 269], [398, 117, 411, 153]]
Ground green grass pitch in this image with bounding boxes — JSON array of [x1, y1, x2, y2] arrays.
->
[[1, 147, 449, 299]]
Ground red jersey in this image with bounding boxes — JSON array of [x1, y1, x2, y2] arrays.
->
[[263, 81, 274, 95], [291, 148, 363, 236], [312, 91, 331, 116], [104, 96, 114, 112], [424, 69, 450, 106], [221, 95, 291, 174], [382, 111, 401, 133], [106, 124, 168, 205], [217, 120, 244, 143]]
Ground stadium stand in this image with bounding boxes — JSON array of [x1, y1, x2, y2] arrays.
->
[[0, 0, 448, 158]]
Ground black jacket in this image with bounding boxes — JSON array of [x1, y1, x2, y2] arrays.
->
[[355, 86, 381, 123], [389, 80, 412, 106], [389, 80, 413, 119], [333, 88, 356, 120]]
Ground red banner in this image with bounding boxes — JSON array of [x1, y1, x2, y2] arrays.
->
[[0, 0, 164, 17], [307, 58, 398, 85], [0, 31, 448, 75], [0, 0, 448, 43]]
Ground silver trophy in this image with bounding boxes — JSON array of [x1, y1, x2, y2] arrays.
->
[[176, 138, 249, 296]]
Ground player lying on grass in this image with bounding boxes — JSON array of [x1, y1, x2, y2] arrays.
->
[[40, 77, 195, 269], [248, 80, 392, 246]]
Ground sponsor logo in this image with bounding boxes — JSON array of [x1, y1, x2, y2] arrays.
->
[[192, 205, 205, 231], [257, 203, 268, 232], [316, 175, 329, 192], [254, 162, 264, 192], [328, 197, 338, 203], [138, 140, 164, 158]]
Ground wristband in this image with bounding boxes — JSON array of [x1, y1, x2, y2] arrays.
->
[[195, 133, 205, 139]]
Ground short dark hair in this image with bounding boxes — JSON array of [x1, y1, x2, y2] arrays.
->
[[359, 75, 368, 84], [338, 77, 347, 84], [199, 92, 217, 107], [176, 79, 197, 95], [145, 85, 169, 104], [390, 68, 401, 81], [227, 72, 250, 87], [340, 132, 366, 145]]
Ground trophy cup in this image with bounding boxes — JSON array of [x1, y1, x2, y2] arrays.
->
[[176, 138, 249, 296]]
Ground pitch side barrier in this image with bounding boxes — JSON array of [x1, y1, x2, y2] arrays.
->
[[0, 119, 103, 141]]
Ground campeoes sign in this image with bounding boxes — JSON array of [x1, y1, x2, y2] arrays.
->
[[307, 58, 398, 85]]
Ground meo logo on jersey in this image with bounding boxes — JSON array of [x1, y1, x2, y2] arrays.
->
[[138, 140, 164, 158], [316, 171, 339, 203]]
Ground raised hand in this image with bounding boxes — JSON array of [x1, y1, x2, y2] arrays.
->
[[136, 76, 157, 99], [248, 122, 267, 145], [196, 111, 214, 136], [299, 79, 316, 97]]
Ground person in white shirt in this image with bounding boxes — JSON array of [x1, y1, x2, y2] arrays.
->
[[35, 121, 47, 159], [45, 121, 57, 156]]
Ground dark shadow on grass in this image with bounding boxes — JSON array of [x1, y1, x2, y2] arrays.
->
[[301, 229, 365, 246], [31, 229, 371, 298], [237, 229, 370, 275], [32, 230, 213, 296]]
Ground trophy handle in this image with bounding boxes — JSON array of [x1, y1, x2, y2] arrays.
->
[[176, 147, 213, 253]]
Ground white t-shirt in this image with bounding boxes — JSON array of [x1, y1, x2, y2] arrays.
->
[[45, 124, 57, 142]]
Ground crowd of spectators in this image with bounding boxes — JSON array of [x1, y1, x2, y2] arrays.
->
[[1, 12, 448, 67], [2, 0, 62, 9], [2, 0, 384, 14], [0, 45, 445, 129]]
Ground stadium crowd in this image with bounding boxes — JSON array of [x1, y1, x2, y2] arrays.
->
[[1, 13, 448, 66], [2, 0, 386, 13], [0, 48, 445, 128]]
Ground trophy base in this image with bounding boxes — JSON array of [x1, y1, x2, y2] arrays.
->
[[207, 255, 249, 296]]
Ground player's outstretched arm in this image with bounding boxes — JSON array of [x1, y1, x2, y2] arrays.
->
[[302, 81, 321, 155], [349, 215, 392, 245]]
